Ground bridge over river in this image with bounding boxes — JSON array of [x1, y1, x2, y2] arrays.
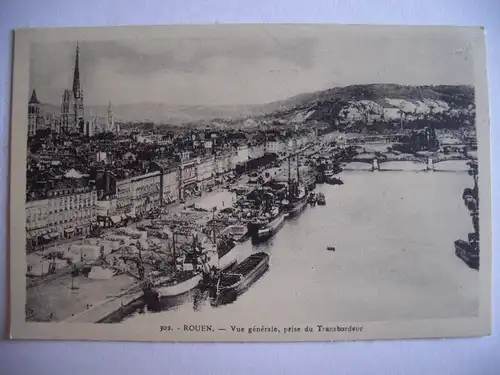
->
[[345, 154, 473, 172]]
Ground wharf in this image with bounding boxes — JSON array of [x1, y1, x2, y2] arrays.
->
[[63, 281, 145, 323], [26, 156, 317, 323], [26, 272, 144, 323]]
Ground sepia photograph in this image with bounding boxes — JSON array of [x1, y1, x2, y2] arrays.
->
[[9, 24, 491, 342]]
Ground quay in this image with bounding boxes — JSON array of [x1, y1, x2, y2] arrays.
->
[[26, 141, 321, 322]]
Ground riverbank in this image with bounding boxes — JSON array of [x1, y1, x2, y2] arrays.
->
[[123, 168, 478, 325], [26, 273, 140, 322]]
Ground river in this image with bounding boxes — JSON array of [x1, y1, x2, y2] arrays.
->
[[122, 161, 479, 325]]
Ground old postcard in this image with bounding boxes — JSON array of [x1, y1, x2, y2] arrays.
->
[[9, 24, 491, 342]]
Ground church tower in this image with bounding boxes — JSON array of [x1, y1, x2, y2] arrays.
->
[[107, 101, 115, 132], [72, 42, 84, 133], [60, 89, 74, 134], [28, 89, 41, 136]]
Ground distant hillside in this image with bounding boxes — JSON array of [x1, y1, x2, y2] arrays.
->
[[261, 84, 474, 120], [40, 84, 475, 127], [40, 102, 263, 124]]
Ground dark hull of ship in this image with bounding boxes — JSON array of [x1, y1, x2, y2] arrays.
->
[[255, 212, 285, 242], [247, 212, 285, 243], [211, 252, 270, 306], [317, 194, 326, 206], [247, 222, 261, 237], [454, 240, 479, 270], [326, 177, 343, 186], [141, 271, 203, 310], [306, 181, 316, 191], [284, 195, 308, 218]]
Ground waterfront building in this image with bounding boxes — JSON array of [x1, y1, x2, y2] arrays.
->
[[162, 169, 179, 204], [179, 159, 199, 200], [248, 144, 265, 160], [26, 185, 97, 247], [232, 145, 249, 165], [95, 199, 119, 225], [265, 139, 286, 155], [130, 171, 162, 216], [151, 160, 180, 205], [115, 177, 133, 214], [198, 156, 216, 189], [215, 154, 233, 176], [95, 174, 133, 228]]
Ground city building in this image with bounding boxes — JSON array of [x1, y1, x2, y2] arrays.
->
[[179, 159, 199, 200], [265, 139, 286, 155], [162, 168, 179, 204], [26, 185, 97, 247], [130, 171, 162, 215], [95, 173, 134, 228], [197, 156, 216, 189]]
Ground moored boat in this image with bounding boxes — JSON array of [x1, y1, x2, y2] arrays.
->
[[257, 207, 285, 240], [454, 239, 479, 270], [283, 154, 308, 218], [149, 271, 203, 298], [247, 205, 285, 242], [326, 176, 344, 185], [308, 192, 317, 206], [317, 192, 326, 205], [210, 252, 270, 306], [220, 224, 248, 243], [142, 233, 216, 309], [217, 241, 238, 271], [283, 186, 308, 217]]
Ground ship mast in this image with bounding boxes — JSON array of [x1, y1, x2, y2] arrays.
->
[[296, 154, 300, 184], [212, 207, 217, 244], [288, 155, 291, 184], [287, 155, 292, 199], [172, 232, 176, 270], [213, 207, 220, 270]]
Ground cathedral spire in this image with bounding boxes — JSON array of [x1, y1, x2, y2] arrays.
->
[[107, 100, 115, 132], [72, 42, 81, 97], [71, 41, 84, 132], [29, 89, 40, 104]]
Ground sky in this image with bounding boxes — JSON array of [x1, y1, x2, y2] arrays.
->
[[29, 26, 476, 107]]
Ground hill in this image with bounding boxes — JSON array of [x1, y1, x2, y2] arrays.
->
[[39, 84, 475, 128]]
